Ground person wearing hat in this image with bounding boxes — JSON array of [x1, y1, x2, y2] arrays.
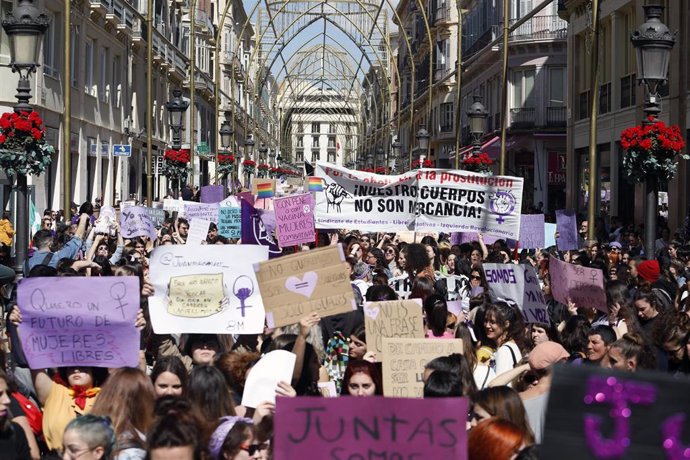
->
[[520, 341, 569, 443], [637, 259, 675, 309]]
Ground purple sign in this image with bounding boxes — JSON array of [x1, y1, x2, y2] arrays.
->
[[241, 199, 282, 258], [239, 191, 255, 206], [459, 232, 500, 245], [549, 255, 607, 312], [556, 209, 579, 251], [519, 214, 545, 249], [274, 396, 468, 460], [274, 194, 315, 247], [119, 205, 158, 240], [184, 202, 220, 223], [17, 277, 141, 369], [200, 185, 225, 203]]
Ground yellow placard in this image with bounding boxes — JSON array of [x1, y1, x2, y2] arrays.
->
[[167, 273, 225, 318]]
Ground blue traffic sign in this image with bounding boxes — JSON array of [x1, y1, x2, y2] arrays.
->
[[113, 144, 132, 157]]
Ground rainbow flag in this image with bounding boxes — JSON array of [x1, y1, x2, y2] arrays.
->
[[256, 182, 274, 198], [308, 177, 324, 192]]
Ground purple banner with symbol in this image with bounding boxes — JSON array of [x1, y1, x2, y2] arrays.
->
[[200, 185, 225, 203], [17, 277, 140, 369], [241, 199, 282, 258], [274, 193, 315, 247]]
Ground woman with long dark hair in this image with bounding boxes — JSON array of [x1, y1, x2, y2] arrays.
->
[[484, 302, 529, 383]]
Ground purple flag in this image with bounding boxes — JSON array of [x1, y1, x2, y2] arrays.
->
[[241, 199, 282, 258], [200, 185, 225, 203], [556, 209, 579, 251]]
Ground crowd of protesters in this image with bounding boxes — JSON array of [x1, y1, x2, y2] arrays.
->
[[0, 198, 688, 460]]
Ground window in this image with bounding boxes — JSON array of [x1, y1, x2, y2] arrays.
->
[[70, 27, 78, 87], [548, 67, 565, 107], [100, 48, 109, 102], [328, 124, 336, 134], [84, 38, 95, 96], [43, 11, 61, 77], [311, 122, 320, 133], [511, 68, 535, 108], [620, 74, 636, 109], [328, 136, 336, 148], [0, 1, 12, 62], [311, 151, 320, 163], [296, 150, 304, 162], [297, 137, 304, 148], [440, 102, 453, 132], [112, 55, 121, 107], [312, 136, 319, 148], [599, 82, 611, 114], [328, 151, 336, 163]]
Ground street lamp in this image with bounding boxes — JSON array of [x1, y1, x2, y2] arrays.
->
[[165, 89, 189, 150], [2, 0, 48, 275], [376, 146, 384, 171], [219, 120, 233, 150], [416, 128, 430, 155], [467, 95, 488, 157], [245, 135, 255, 159], [631, 4, 675, 122], [258, 143, 268, 162], [390, 139, 401, 174], [366, 152, 374, 169], [631, 4, 674, 259]]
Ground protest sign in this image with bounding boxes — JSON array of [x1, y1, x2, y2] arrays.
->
[[254, 244, 356, 328], [242, 199, 282, 258], [163, 198, 186, 216], [274, 193, 315, 247], [241, 350, 296, 408], [363, 300, 424, 356], [119, 206, 157, 240], [545, 222, 557, 248], [184, 202, 219, 223], [144, 207, 165, 227], [541, 364, 690, 459], [549, 255, 607, 312], [388, 274, 413, 299], [459, 232, 500, 245], [382, 338, 464, 398], [239, 191, 255, 206], [274, 396, 468, 460], [317, 381, 338, 397], [17, 277, 140, 369], [200, 185, 225, 203], [556, 209, 579, 251], [218, 207, 241, 238], [148, 245, 268, 334], [518, 214, 545, 249], [483, 263, 549, 324], [253, 178, 275, 196], [186, 218, 210, 245]]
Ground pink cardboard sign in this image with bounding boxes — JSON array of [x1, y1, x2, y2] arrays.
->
[[274, 396, 468, 460], [549, 255, 607, 312], [274, 193, 315, 247]]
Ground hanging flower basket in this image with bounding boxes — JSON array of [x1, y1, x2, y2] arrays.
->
[[163, 148, 190, 183], [242, 159, 256, 175], [217, 153, 235, 177], [374, 166, 387, 174], [461, 152, 494, 175], [411, 159, 433, 169], [620, 117, 688, 183], [257, 163, 270, 178], [0, 111, 54, 176]]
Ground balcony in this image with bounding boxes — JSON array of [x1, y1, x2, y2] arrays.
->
[[509, 15, 567, 42], [510, 107, 535, 129], [434, 5, 450, 25], [546, 106, 566, 127], [434, 64, 450, 82]]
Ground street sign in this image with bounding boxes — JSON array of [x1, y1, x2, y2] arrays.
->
[[196, 142, 209, 155], [113, 144, 132, 157]]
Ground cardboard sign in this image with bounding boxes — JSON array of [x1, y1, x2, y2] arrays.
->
[[163, 198, 186, 216], [148, 245, 269, 334], [17, 277, 140, 369], [314, 163, 524, 239], [364, 300, 424, 356], [549, 255, 607, 312], [381, 338, 464, 398], [184, 202, 219, 223], [274, 193, 315, 247], [254, 244, 356, 328], [186, 218, 210, 245], [274, 396, 468, 460], [200, 185, 225, 203], [241, 350, 296, 408], [542, 364, 690, 459], [483, 263, 549, 324], [218, 207, 242, 239], [119, 206, 157, 240], [519, 214, 545, 249], [556, 209, 579, 251], [253, 178, 276, 196]]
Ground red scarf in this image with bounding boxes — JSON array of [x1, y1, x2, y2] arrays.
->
[[69, 386, 100, 410]]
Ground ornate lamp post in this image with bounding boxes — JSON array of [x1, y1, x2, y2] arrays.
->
[[631, 4, 674, 258], [366, 152, 374, 170], [219, 120, 233, 191], [415, 129, 430, 168], [244, 135, 255, 188], [375, 146, 384, 172], [390, 139, 401, 174], [467, 96, 488, 157], [2, 0, 49, 275], [258, 143, 268, 177], [165, 89, 189, 150]]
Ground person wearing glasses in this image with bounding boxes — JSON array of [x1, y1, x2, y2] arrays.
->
[[382, 244, 400, 276], [60, 415, 115, 460], [208, 416, 261, 460]]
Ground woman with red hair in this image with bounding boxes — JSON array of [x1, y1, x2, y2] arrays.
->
[[341, 360, 383, 397], [468, 417, 528, 460]]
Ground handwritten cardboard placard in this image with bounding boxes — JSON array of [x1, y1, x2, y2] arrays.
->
[[519, 214, 545, 249], [483, 263, 549, 324], [364, 300, 424, 356], [556, 209, 579, 251], [17, 277, 140, 369], [274, 396, 468, 460], [149, 245, 269, 334], [254, 244, 356, 328], [119, 206, 157, 240], [144, 207, 166, 227], [381, 338, 464, 398], [274, 193, 315, 247], [184, 202, 219, 223], [186, 218, 210, 245], [541, 364, 690, 459], [218, 207, 242, 238], [200, 185, 225, 203], [549, 255, 607, 312], [163, 198, 187, 216]]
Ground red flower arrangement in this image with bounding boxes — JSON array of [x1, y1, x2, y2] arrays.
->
[[257, 163, 270, 178], [217, 153, 235, 176], [461, 152, 494, 174], [164, 148, 190, 164], [411, 159, 433, 169], [374, 166, 387, 174], [162, 148, 190, 183], [620, 117, 688, 183], [270, 166, 300, 178], [0, 110, 54, 176], [242, 159, 256, 175]]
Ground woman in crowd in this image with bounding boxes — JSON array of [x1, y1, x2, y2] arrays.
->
[[0, 369, 31, 459], [469, 266, 489, 295], [61, 415, 115, 460], [383, 245, 401, 277], [607, 333, 656, 372], [484, 302, 528, 381], [658, 311, 690, 374], [150, 356, 188, 398], [605, 280, 640, 338], [396, 246, 408, 275], [468, 417, 528, 460], [405, 243, 435, 282], [530, 322, 559, 347], [423, 295, 454, 339], [188, 366, 237, 422], [633, 284, 666, 340], [470, 386, 535, 444], [348, 326, 368, 360], [147, 397, 210, 460], [208, 416, 258, 460], [423, 353, 477, 398], [341, 360, 383, 397]]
